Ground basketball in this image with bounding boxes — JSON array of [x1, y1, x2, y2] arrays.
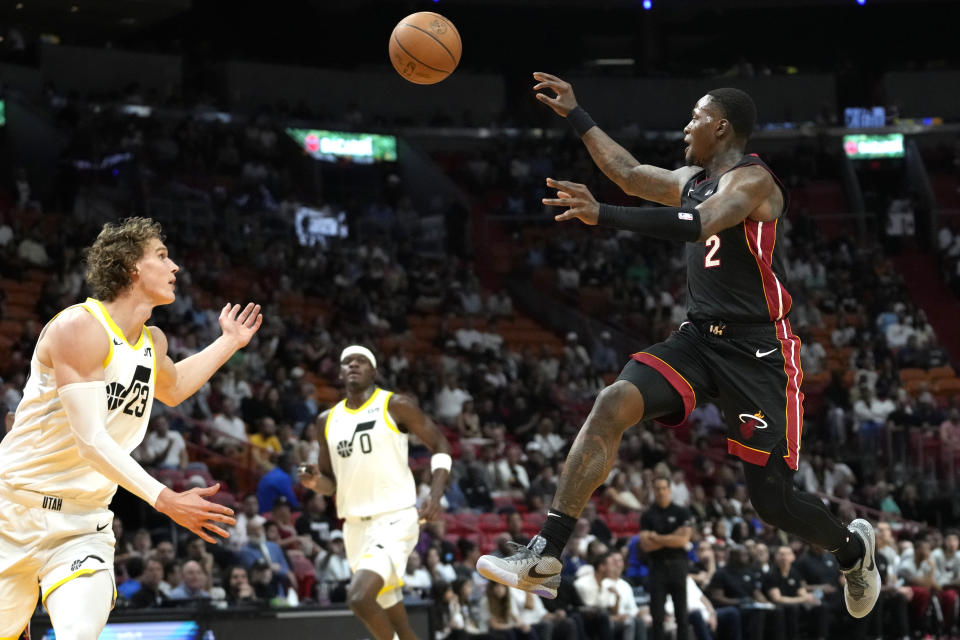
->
[[388, 11, 461, 85]]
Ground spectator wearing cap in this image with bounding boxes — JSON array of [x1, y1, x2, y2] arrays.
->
[[316, 530, 352, 598], [249, 558, 285, 601]]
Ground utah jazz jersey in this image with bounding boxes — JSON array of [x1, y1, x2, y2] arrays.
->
[[324, 387, 416, 519], [0, 298, 156, 508], [683, 154, 792, 323]]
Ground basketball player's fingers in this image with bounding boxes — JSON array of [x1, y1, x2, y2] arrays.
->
[[534, 92, 558, 105], [554, 210, 577, 222], [202, 522, 231, 539], [533, 71, 562, 83], [542, 197, 572, 207], [194, 528, 218, 544], [206, 509, 236, 524], [193, 482, 220, 495], [238, 302, 259, 324]]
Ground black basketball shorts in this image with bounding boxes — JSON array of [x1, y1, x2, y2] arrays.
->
[[618, 319, 804, 470]]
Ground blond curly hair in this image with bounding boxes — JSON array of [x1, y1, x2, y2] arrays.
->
[[84, 217, 165, 301]]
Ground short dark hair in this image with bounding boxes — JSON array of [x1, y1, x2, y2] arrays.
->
[[706, 88, 757, 141]]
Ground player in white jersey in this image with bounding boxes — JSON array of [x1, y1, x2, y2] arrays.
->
[[298, 345, 451, 640], [0, 217, 262, 640]]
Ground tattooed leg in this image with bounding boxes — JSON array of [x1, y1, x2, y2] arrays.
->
[[552, 380, 646, 517]]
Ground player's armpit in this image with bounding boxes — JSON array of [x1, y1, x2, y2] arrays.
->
[[146, 326, 179, 406], [695, 165, 776, 240]]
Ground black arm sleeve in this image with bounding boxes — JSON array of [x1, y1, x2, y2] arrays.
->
[[597, 204, 702, 242]]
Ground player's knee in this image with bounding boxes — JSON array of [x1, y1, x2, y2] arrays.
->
[[590, 381, 643, 428], [347, 589, 379, 617]]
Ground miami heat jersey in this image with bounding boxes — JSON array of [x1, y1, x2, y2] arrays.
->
[[324, 387, 416, 519], [683, 154, 792, 323], [0, 298, 156, 507]]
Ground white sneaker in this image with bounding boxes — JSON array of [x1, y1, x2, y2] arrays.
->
[[476, 539, 561, 599], [842, 518, 881, 618]]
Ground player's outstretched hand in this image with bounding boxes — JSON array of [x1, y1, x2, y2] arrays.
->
[[543, 177, 599, 225], [155, 483, 236, 544], [418, 495, 444, 524], [532, 72, 579, 117], [219, 302, 263, 349]]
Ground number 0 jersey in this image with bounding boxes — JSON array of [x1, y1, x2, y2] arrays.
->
[[324, 387, 416, 519], [0, 298, 156, 508]]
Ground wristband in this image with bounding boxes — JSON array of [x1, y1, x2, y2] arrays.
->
[[567, 106, 596, 137], [430, 453, 453, 473], [598, 204, 702, 242]]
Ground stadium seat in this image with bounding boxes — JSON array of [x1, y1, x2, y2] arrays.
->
[[930, 366, 957, 381], [479, 513, 506, 532]]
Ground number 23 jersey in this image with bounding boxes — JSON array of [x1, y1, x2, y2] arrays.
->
[[0, 298, 156, 508], [324, 388, 416, 519]]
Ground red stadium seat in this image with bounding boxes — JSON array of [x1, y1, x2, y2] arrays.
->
[[479, 513, 506, 532]]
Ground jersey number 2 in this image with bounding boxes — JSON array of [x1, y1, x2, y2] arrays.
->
[[704, 235, 721, 268]]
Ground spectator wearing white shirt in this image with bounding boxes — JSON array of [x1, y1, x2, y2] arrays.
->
[[557, 258, 581, 291], [530, 417, 566, 461], [800, 337, 827, 375], [434, 374, 472, 424], [853, 386, 895, 454], [135, 415, 187, 470], [211, 397, 248, 451], [885, 312, 915, 349], [670, 470, 691, 508], [831, 314, 857, 348], [490, 446, 530, 499], [455, 317, 484, 351], [402, 551, 432, 598]]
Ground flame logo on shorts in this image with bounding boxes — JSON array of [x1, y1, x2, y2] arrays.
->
[[738, 411, 767, 439]]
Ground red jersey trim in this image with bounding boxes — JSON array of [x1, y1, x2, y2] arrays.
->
[[727, 438, 771, 466], [743, 219, 792, 321], [776, 319, 804, 470], [631, 352, 696, 427]]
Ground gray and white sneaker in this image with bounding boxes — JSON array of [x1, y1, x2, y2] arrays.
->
[[842, 518, 881, 618], [476, 539, 562, 599]]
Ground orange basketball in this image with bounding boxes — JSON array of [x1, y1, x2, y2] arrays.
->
[[388, 12, 461, 85]]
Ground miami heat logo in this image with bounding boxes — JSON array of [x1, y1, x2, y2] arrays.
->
[[737, 411, 768, 440]]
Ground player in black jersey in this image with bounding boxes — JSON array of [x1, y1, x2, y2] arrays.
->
[[477, 73, 880, 627]]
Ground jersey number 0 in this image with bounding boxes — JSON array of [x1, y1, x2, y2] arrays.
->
[[336, 420, 375, 457]]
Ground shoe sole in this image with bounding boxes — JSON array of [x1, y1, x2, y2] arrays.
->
[[846, 518, 880, 619], [476, 556, 558, 599]]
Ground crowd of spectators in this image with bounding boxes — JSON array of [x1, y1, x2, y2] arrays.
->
[[4, 95, 960, 640]]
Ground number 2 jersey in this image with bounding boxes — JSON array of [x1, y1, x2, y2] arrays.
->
[[683, 154, 793, 323], [0, 298, 156, 508], [323, 387, 416, 519]]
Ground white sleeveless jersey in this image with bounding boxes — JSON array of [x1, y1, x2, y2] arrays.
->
[[324, 387, 416, 519], [0, 298, 156, 507]]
